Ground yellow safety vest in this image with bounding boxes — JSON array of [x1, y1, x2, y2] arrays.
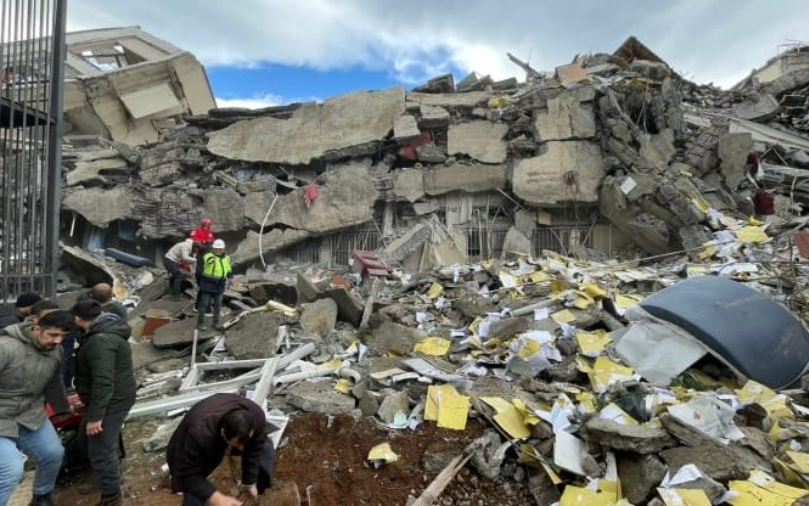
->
[[201, 252, 232, 279]]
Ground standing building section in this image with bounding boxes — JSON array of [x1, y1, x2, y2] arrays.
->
[[0, 0, 67, 297]]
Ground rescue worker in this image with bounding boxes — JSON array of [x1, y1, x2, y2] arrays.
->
[[164, 238, 198, 299], [167, 393, 277, 506], [197, 239, 232, 332], [189, 218, 216, 246], [0, 310, 74, 506], [0, 291, 42, 329], [72, 300, 136, 506]]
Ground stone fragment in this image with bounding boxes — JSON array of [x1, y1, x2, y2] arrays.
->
[[67, 156, 129, 187], [300, 298, 338, 337], [659, 445, 748, 482], [447, 121, 508, 164], [243, 191, 276, 225], [207, 87, 405, 164], [376, 391, 409, 424], [581, 418, 676, 454], [232, 229, 312, 266], [265, 162, 378, 233], [419, 105, 450, 128], [422, 442, 457, 474], [416, 145, 446, 163], [718, 132, 754, 189], [392, 168, 425, 203], [502, 227, 533, 259], [286, 382, 356, 415], [513, 141, 604, 206], [203, 188, 245, 232], [639, 129, 676, 169], [617, 453, 668, 505], [226, 313, 281, 359], [487, 317, 532, 339], [384, 224, 430, 262], [423, 163, 506, 195], [535, 88, 596, 141], [366, 321, 426, 357], [152, 318, 213, 349], [407, 91, 491, 109], [454, 291, 496, 320], [130, 342, 179, 370], [735, 94, 779, 121], [393, 114, 421, 143], [63, 187, 132, 226], [528, 470, 561, 505], [320, 287, 363, 326]]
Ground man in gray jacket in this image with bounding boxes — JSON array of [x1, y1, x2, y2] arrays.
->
[[0, 310, 74, 506]]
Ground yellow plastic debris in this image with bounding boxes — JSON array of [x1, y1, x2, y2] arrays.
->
[[481, 397, 531, 439], [334, 378, 353, 394], [736, 226, 769, 244], [657, 488, 711, 506], [728, 470, 808, 505], [748, 216, 764, 226], [786, 451, 809, 474], [576, 330, 612, 358], [572, 292, 595, 310], [614, 293, 643, 310], [552, 309, 577, 325], [426, 282, 444, 299], [529, 271, 552, 283], [583, 283, 607, 298], [367, 443, 399, 464], [414, 337, 451, 356], [737, 381, 794, 421], [425, 384, 469, 431], [589, 357, 635, 393], [559, 485, 617, 506]]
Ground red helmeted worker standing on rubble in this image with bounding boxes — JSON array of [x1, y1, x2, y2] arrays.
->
[[189, 218, 216, 246]]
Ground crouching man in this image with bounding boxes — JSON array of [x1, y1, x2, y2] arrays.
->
[[167, 393, 278, 506], [0, 310, 74, 505]]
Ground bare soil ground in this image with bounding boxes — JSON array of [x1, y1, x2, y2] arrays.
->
[[52, 412, 536, 505]]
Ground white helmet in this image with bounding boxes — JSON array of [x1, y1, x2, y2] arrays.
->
[[212, 239, 226, 249]]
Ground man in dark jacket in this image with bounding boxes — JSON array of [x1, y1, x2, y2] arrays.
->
[[88, 283, 128, 320], [167, 394, 278, 506], [0, 291, 42, 329], [0, 310, 73, 506], [72, 300, 137, 506]]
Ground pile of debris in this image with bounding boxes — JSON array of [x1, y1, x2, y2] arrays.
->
[[109, 199, 809, 505], [58, 37, 809, 275]]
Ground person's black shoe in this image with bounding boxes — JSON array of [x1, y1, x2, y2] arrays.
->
[[30, 493, 54, 506], [213, 323, 225, 332]]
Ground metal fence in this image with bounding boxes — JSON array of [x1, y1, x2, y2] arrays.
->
[[0, 0, 66, 298]]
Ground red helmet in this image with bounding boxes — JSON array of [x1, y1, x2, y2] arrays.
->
[[201, 218, 212, 228]]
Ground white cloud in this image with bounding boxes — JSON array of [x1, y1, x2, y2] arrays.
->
[[66, 0, 809, 90], [215, 94, 283, 109]]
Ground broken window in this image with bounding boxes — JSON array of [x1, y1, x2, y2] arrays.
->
[[80, 42, 144, 71]]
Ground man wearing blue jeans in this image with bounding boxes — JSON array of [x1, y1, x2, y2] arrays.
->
[[0, 310, 74, 506]]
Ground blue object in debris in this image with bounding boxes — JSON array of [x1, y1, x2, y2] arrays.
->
[[105, 248, 152, 268]]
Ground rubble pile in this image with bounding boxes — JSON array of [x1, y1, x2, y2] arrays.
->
[[58, 38, 809, 272]]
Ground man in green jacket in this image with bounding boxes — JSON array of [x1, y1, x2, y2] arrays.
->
[[0, 310, 73, 506], [72, 300, 136, 506]]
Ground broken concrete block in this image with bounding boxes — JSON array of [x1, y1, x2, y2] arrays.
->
[[384, 223, 431, 263], [581, 418, 676, 454], [226, 313, 281, 359], [528, 469, 561, 505], [63, 186, 133, 226], [242, 191, 276, 226], [300, 298, 338, 337], [416, 145, 447, 163], [407, 91, 491, 109], [487, 317, 532, 339], [152, 318, 210, 349], [718, 132, 754, 189], [393, 114, 421, 143], [447, 121, 508, 164], [419, 105, 450, 128], [639, 129, 676, 169], [423, 163, 507, 196], [130, 342, 179, 370], [502, 226, 533, 259], [207, 87, 405, 165], [367, 321, 426, 357], [630, 59, 672, 80], [617, 453, 668, 504], [413, 74, 455, 93], [392, 168, 426, 203], [286, 381, 356, 415], [514, 209, 537, 238], [535, 87, 596, 141], [264, 162, 378, 233], [66, 156, 129, 187], [320, 287, 362, 326], [376, 391, 409, 424], [232, 229, 312, 266], [296, 273, 321, 304], [659, 445, 747, 482], [513, 141, 604, 206], [203, 188, 245, 232], [735, 94, 779, 122]]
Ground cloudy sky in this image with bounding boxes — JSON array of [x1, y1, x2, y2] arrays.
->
[[67, 0, 809, 108]]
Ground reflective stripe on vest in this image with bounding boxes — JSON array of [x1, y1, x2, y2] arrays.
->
[[202, 252, 231, 279]]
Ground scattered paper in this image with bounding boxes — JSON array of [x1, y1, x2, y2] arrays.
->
[[668, 396, 745, 442], [534, 307, 551, 321], [728, 470, 808, 505], [424, 384, 469, 431], [657, 488, 711, 506], [576, 330, 612, 358], [589, 357, 636, 393], [426, 282, 444, 299], [414, 337, 451, 356], [552, 309, 577, 325], [554, 430, 589, 476], [482, 397, 531, 439]]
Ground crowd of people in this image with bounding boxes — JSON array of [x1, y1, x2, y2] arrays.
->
[[0, 217, 274, 506]]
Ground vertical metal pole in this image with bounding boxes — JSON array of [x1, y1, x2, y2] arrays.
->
[[0, 0, 9, 299], [44, 0, 65, 297]]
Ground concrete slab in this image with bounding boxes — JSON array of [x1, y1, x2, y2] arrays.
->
[[226, 312, 281, 359], [447, 121, 508, 164], [63, 186, 132, 226], [423, 163, 506, 196], [392, 168, 425, 203], [286, 381, 356, 414], [513, 141, 604, 205], [207, 87, 405, 165], [535, 88, 596, 141]]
